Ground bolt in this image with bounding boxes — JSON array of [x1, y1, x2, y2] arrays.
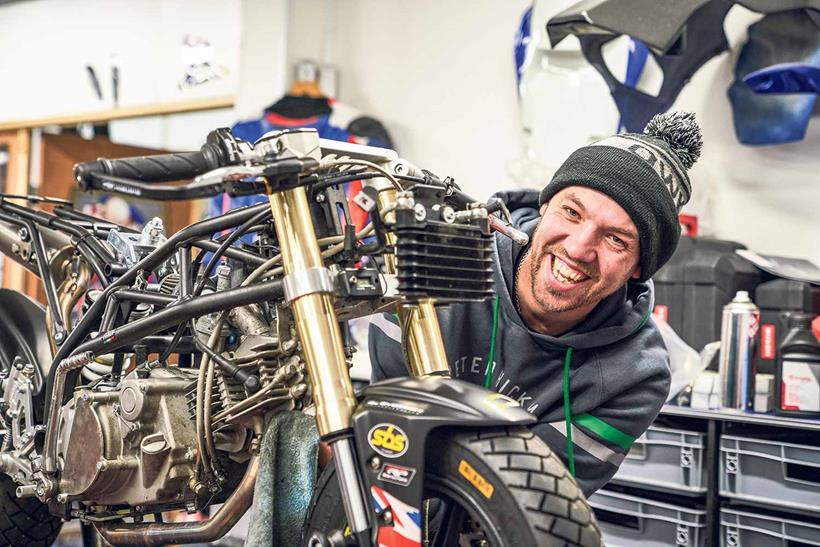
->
[[96, 460, 107, 471], [442, 206, 456, 224], [369, 456, 381, 470], [185, 449, 195, 462], [57, 493, 68, 503], [53, 331, 65, 344], [349, 275, 358, 285], [10, 243, 19, 255], [139, 384, 147, 393], [383, 510, 393, 525], [479, 541, 490, 547], [414, 203, 427, 221], [81, 392, 90, 401], [17, 227, 29, 241], [36, 486, 45, 497], [315, 193, 325, 203]]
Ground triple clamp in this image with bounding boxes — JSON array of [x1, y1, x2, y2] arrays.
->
[[282, 267, 334, 304]]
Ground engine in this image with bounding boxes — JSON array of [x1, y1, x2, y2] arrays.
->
[[55, 366, 203, 508]]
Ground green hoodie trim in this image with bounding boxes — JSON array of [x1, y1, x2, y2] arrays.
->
[[485, 295, 500, 389], [573, 413, 635, 451], [485, 299, 577, 478], [563, 347, 575, 477]]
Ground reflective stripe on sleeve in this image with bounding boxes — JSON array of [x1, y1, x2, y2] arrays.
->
[[370, 314, 401, 344], [550, 421, 626, 467]]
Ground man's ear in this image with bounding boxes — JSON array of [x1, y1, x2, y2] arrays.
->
[[539, 202, 549, 215], [630, 265, 641, 279]]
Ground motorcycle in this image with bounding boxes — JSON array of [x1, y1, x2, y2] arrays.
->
[[0, 128, 601, 546]]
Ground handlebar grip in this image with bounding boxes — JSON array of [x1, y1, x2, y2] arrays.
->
[[74, 149, 221, 186]]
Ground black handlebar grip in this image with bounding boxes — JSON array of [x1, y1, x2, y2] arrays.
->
[[74, 148, 221, 186]]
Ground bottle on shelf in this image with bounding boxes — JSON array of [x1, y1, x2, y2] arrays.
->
[[775, 312, 820, 418]]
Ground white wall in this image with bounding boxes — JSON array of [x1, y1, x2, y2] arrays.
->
[[287, 0, 530, 201], [1, 0, 816, 264], [670, 7, 820, 264], [286, 1, 820, 265], [0, 0, 240, 123], [109, 0, 289, 151]]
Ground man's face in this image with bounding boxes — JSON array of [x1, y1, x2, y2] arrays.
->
[[525, 186, 641, 314]]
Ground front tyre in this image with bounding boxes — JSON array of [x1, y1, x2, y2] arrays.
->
[[0, 474, 62, 547], [304, 426, 602, 546]]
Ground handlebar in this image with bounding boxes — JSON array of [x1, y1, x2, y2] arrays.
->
[[74, 151, 218, 186], [73, 127, 244, 189]]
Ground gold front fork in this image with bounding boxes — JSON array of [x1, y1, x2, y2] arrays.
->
[[377, 188, 450, 377], [268, 187, 357, 436]]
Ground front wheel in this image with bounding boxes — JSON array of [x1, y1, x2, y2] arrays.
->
[[304, 426, 602, 546], [0, 474, 62, 547]]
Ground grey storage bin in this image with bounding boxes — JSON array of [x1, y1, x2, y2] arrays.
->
[[720, 435, 820, 513], [589, 489, 706, 547], [721, 508, 820, 546], [613, 425, 707, 493]]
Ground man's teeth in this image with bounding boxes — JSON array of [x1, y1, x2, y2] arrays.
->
[[552, 256, 586, 284]]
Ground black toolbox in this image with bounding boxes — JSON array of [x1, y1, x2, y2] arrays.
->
[[653, 237, 761, 351]]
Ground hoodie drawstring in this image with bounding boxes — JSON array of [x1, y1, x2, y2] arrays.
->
[[485, 295, 500, 389], [563, 347, 575, 477], [484, 295, 577, 479]]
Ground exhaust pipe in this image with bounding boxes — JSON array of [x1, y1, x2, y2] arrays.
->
[[0, 219, 72, 277], [95, 453, 259, 546]]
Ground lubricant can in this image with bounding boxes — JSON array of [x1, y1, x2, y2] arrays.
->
[[775, 313, 820, 418], [718, 291, 760, 410]]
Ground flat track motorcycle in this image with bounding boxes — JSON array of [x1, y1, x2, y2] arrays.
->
[[0, 128, 601, 546]]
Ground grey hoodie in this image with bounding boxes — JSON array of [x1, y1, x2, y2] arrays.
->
[[369, 189, 671, 495]]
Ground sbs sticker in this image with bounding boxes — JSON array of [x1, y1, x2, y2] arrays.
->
[[458, 459, 494, 499], [368, 423, 409, 458]]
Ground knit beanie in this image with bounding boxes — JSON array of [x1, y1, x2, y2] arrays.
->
[[538, 111, 703, 281]]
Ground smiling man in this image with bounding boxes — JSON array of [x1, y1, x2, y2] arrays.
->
[[369, 111, 703, 495]]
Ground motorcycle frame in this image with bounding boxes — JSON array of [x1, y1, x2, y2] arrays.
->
[[0, 131, 535, 547]]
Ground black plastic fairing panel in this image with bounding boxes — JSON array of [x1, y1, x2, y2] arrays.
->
[[352, 376, 535, 545], [736, 0, 820, 13], [547, 0, 819, 54], [357, 375, 535, 426], [547, 0, 710, 54], [0, 289, 52, 399], [579, 0, 733, 131]]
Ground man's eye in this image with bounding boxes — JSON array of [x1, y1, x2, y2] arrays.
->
[[609, 235, 626, 248], [563, 206, 580, 219]]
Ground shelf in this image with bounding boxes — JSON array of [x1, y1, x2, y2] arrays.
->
[[0, 96, 234, 130], [660, 405, 820, 431]]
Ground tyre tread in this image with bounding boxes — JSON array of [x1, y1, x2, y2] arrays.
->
[[0, 476, 61, 547], [462, 426, 601, 547]]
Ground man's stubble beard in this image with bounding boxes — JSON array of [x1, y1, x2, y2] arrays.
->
[[527, 243, 609, 313]]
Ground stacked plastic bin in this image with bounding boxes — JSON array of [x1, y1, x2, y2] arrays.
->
[[589, 425, 709, 546]]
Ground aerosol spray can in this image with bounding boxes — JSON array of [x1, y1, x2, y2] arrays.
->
[[719, 291, 760, 410]]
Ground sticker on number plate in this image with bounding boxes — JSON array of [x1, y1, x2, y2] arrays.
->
[[371, 485, 421, 547], [378, 463, 416, 487]]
